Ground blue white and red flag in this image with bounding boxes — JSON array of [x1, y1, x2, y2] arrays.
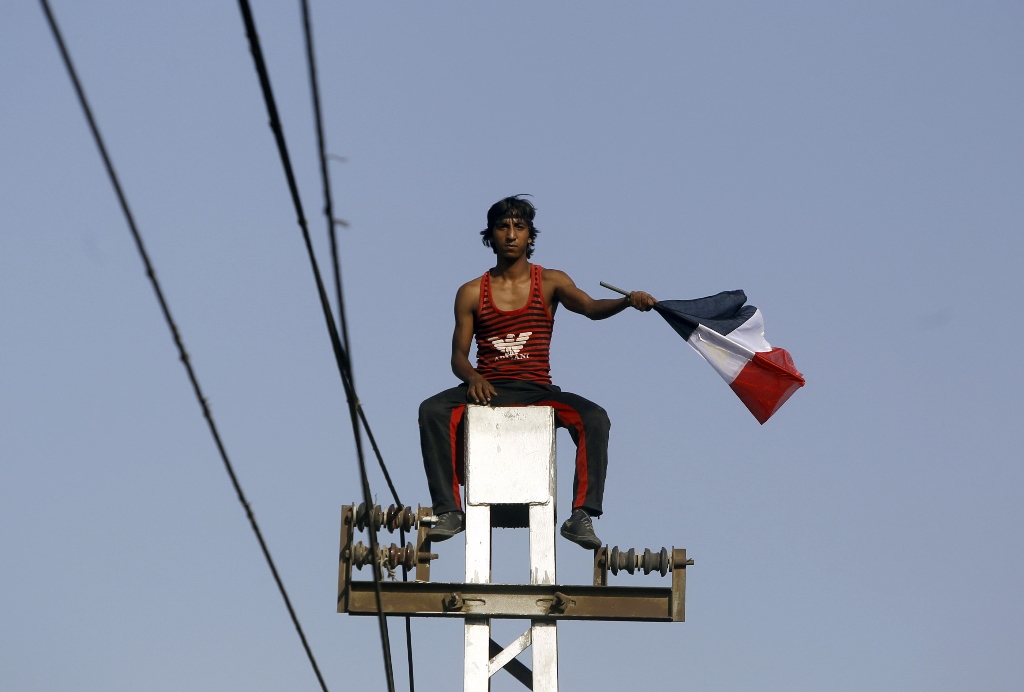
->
[[652, 290, 804, 424]]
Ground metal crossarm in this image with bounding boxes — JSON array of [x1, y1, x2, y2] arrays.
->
[[341, 580, 688, 622]]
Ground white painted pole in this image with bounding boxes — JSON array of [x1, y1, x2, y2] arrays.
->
[[463, 501, 491, 691], [530, 502, 559, 692], [463, 405, 559, 692]]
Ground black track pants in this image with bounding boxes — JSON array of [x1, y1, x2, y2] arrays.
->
[[419, 380, 610, 516]]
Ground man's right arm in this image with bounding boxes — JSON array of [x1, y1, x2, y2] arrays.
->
[[451, 281, 497, 404]]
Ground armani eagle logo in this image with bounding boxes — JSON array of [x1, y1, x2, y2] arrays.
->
[[488, 332, 532, 360]]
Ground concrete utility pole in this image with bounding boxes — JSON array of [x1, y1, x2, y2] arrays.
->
[[338, 405, 693, 690], [464, 406, 559, 690]]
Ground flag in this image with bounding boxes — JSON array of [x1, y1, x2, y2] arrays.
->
[[653, 291, 805, 424]]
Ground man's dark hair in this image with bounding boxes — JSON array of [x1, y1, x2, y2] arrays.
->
[[480, 195, 540, 258]]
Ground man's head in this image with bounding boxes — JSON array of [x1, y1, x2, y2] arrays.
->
[[480, 196, 540, 259]]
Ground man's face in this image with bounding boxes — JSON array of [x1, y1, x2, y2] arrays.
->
[[491, 217, 531, 260]]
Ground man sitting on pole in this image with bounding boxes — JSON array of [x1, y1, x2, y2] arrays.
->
[[420, 196, 656, 549]]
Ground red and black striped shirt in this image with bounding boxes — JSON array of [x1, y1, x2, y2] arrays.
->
[[474, 264, 554, 385]]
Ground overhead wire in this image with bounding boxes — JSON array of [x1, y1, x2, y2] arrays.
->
[[297, 2, 416, 689], [299, 1, 352, 379], [234, 1, 398, 690], [36, 1, 331, 690]]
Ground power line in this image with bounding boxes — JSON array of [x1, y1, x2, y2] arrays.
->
[[234, 1, 398, 690], [297, 3, 416, 689], [299, 1, 353, 379], [36, 2, 331, 690]]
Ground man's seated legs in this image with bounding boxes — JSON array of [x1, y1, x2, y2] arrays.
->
[[419, 381, 610, 547]]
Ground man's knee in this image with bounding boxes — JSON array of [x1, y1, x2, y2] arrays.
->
[[418, 395, 447, 424], [575, 400, 610, 433]]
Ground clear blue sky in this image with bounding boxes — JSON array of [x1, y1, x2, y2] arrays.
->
[[2, 2, 1022, 690]]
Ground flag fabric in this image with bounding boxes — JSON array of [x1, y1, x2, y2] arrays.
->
[[653, 290, 805, 424]]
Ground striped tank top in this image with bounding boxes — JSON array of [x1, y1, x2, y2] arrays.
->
[[474, 263, 554, 385]]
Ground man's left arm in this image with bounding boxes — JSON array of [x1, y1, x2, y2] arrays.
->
[[548, 269, 656, 320]]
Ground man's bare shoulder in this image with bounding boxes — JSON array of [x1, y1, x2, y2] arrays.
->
[[541, 267, 576, 288], [454, 276, 483, 309], [457, 275, 483, 295]]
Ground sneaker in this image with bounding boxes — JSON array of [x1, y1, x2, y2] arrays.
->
[[426, 511, 465, 542], [559, 509, 602, 550]]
